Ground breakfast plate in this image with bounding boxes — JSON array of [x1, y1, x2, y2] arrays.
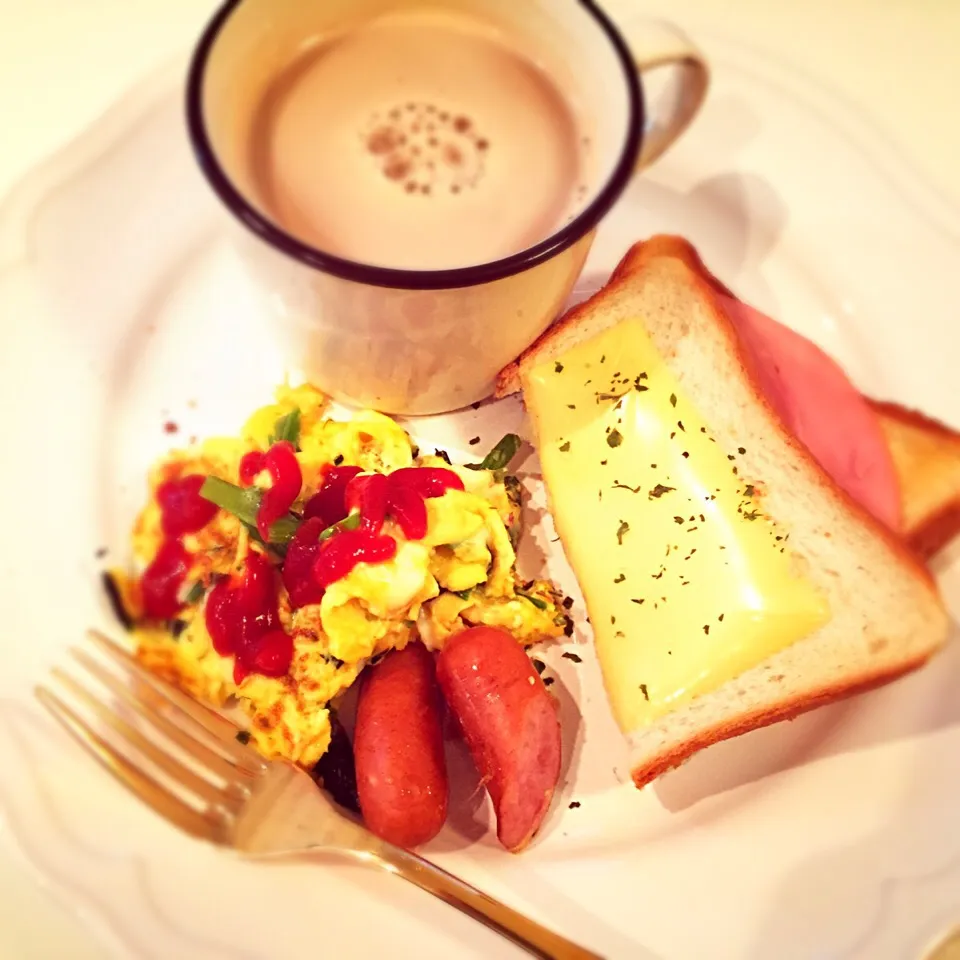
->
[[2, 12, 960, 960]]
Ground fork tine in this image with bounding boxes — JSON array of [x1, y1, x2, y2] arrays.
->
[[36, 685, 230, 844], [87, 630, 264, 773], [50, 667, 236, 809], [71, 648, 255, 785]]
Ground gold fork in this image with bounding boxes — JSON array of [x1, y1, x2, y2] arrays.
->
[[35, 629, 601, 960]]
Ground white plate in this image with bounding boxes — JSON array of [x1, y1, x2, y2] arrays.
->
[[2, 15, 960, 960]]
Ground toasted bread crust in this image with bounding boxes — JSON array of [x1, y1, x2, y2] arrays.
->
[[631, 648, 934, 788], [911, 503, 960, 561], [869, 399, 960, 559], [870, 399, 960, 438]]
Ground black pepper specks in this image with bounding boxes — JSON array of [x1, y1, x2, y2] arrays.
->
[[703, 624, 710, 635], [669, 393, 677, 407], [554, 361, 564, 373], [639, 683, 649, 701], [616, 520, 630, 544], [559, 440, 571, 452], [607, 429, 623, 448]]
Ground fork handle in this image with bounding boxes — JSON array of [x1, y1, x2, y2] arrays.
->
[[372, 843, 604, 959]]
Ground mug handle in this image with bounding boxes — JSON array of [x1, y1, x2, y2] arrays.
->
[[623, 19, 710, 170]]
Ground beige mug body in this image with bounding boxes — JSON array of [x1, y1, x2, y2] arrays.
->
[[188, 0, 709, 414]]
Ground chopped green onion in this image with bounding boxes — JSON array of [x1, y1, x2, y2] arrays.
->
[[465, 433, 522, 471], [182, 581, 205, 605], [517, 590, 548, 610], [200, 476, 300, 546], [455, 589, 473, 601], [318, 512, 361, 541], [269, 409, 301, 447]]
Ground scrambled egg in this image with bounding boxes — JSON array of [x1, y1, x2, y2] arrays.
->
[[118, 385, 570, 769]]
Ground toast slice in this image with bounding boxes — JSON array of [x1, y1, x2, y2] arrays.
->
[[871, 401, 960, 560], [498, 236, 949, 789]]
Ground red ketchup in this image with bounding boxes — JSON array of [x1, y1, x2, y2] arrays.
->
[[383, 483, 427, 540], [239, 441, 303, 540], [303, 465, 462, 588], [282, 517, 328, 609], [156, 474, 218, 537], [205, 550, 293, 683], [389, 467, 465, 499], [344, 474, 389, 533], [141, 540, 192, 620], [342, 467, 462, 542], [303, 465, 362, 527], [313, 529, 397, 589], [142, 473, 220, 621]]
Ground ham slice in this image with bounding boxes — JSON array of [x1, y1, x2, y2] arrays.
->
[[719, 294, 903, 532], [604, 235, 904, 533]]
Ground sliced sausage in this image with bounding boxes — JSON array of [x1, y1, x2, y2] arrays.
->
[[353, 642, 448, 848], [436, 626, 561, 852]]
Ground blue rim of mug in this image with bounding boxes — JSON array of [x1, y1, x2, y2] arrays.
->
[[185, 0, 644, 292]]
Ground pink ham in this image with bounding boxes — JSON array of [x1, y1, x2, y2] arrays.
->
[[718, 294, 902, 532]]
